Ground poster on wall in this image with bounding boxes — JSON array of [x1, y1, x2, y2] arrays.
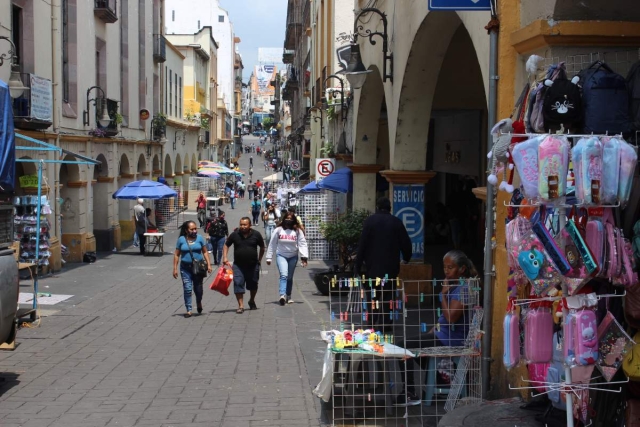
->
[[392, 184, 425, 260], [29, 75, 53, 122]]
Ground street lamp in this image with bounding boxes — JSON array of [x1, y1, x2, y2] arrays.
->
[[0, 36, 29, 99], [344, 8, 392, 89], [307, 106, 324, 139], [83, 86, 111, 127], [322, 74, 347, 121]]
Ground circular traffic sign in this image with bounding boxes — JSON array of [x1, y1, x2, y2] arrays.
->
[[290, 160, 300, 171], [317, 159, 334, 177]]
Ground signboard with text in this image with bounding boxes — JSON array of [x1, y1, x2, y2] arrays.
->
[[315, 158, 335, 183], [29, 74, 53, 121], [428, 0, 492, 11], [393, 185, 425, 260]]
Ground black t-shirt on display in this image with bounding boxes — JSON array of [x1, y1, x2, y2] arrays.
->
[[225, 229, 264, 268]]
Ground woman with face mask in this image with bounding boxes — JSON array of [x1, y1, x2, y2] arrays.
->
[[265, 212, 309, 305], [173, 220, 212, 317]]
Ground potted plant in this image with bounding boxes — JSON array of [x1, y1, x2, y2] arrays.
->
[[313, 208, 370, 295], [151, 113, 167, 140]]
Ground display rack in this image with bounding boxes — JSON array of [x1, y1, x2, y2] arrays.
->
[[14, 196, 51, 267], [14, 133, 100, 322], [317, 276, 482, 426], [298, 190, 338, 261], [501, 130, 637, 427]]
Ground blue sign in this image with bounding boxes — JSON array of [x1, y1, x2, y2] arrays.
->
[[393, 185, 425, 260], [428, 0, 492, 11]]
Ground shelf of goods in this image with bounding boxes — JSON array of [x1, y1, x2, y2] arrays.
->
[[13, 195, 51, 267]]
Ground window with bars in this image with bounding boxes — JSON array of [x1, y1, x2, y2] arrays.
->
[[169, 70, 173, 117]]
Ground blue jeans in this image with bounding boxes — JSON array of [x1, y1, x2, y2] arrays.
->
[[230, 197, 236, 209], [265, 225, 275, 245], [210, 236, 225, 264], [276, 254, 298, 297], [180, 264, 204, 312]]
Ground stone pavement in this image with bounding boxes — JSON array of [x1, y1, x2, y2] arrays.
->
[[0, 137, 336, 427]]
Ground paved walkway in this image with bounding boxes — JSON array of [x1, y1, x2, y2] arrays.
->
[[0, 137, 335, 427]]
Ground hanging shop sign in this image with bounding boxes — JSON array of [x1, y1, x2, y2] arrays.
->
[[29, 75, 53, 122], [393, 184, 425, 260], [18, 175, 39, 188]]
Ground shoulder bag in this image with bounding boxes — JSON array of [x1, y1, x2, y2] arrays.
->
[[187, 236, 208, 278]]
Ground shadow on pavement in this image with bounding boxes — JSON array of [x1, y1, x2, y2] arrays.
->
[[0, 372, 20, 398]]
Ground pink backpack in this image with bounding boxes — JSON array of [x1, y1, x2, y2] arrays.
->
[[538, 135, 569, 201], [524, 306, 553, 363]]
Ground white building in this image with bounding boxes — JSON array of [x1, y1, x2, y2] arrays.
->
[[165, 0, 240, 137]]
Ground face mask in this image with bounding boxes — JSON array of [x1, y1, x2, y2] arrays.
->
[[283, 220, 295, 228], [188, 230, 198, 238]]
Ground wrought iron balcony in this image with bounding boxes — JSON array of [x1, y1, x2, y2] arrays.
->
[[94, 0, 118, 24], [153, 34, 166, 63], [283, 49, 295, 64]]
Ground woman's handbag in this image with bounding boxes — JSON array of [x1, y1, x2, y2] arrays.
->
[[187, 238, 208, 278]]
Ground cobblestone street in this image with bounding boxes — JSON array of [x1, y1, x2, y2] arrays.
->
[[0, 140, 333, 427]]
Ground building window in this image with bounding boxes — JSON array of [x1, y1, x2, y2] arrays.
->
[[174, 76, 177, 117], [164, 66, 167, 114], [120, 0, 129, 124], [172, 10, 175, 21], [179, 77, 182, 119], [218, 15, 224, 22], [169, 70, 172, 117], [197, 20, 200, 29], [12, 5, 22, 67]]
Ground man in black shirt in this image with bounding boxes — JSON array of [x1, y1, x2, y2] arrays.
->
[[223, 217, 265, 313]]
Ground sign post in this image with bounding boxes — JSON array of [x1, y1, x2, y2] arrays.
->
[[289, 160, 301, 171], [315, 158, 335, 183], [392, 184, 425, 260], [428, 0, 491, 11]]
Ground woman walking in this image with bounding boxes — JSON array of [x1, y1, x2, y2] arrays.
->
[[250, 197, 262, 226], [173, 221, 212, 317], [262, 202, 280, 244], [265, 211, 308, 305]]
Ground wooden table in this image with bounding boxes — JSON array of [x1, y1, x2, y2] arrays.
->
[[144, 232, 165, 256]]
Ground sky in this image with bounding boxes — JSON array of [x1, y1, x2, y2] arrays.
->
[[219, 0, 288, 82]]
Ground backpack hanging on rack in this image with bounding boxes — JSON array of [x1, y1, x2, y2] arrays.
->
[[578, 60, 631, 135], [626, 60, 640, 134], [543, 74, 582, 132]]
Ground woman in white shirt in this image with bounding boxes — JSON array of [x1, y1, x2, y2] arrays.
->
[[266, 211, 308, 305]]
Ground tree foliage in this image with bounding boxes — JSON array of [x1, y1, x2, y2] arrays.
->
[[319, 209, 370, 270], [262, 117, 275, 130]]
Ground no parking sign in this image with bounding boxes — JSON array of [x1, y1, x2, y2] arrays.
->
[[315, 158, 335, 183]]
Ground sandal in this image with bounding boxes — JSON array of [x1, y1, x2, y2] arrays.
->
[[184, 312, 192, 318], [248, 301, 257, 310], [236, 308, 244, 314]]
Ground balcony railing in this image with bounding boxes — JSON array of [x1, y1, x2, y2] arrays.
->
[[12, 73, 53, 131], [283, 49, 295, 64], [153, 34, 166, 63], [94, 0, 118, 24]]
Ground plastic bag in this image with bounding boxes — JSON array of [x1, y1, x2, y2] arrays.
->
[[312, 345, 333, 402], [596, 311, 635, 381], [209, 266, 233, 296]]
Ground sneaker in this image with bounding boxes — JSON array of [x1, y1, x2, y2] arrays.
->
[[279, 295, 286, 306], [133, 243, 139, 247], [287, 297, 294, 304], [394, 392, 421, 407]]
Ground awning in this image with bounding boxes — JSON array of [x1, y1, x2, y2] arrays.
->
[[317, 167, 352, 193], [15, 133, 100, 165]]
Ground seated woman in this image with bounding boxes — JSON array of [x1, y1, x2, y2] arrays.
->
[[398, 250, 479, 405]]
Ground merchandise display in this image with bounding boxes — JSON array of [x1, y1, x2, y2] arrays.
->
[[14, 195, 51, 266]]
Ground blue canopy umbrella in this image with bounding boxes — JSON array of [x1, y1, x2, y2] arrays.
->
[[112, 180, 178, 200], [317, 167, 352, 193], [299, 180, 322, 193]]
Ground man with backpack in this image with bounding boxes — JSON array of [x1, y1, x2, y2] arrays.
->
[[206, 210, 228, 266], [250, 196, 262, 225]]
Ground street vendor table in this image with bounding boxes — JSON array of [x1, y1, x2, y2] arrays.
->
[[144, 232, 165, 255]]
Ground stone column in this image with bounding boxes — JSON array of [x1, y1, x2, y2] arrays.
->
[[348, 164, 385, 213]]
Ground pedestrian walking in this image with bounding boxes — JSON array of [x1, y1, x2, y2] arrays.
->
[[206, 209, 228, 265], [172, 221, 212, 318], [250, 197, 262, 225], [247, 181, 255, 200], [266, 211, 308, 305], [229, 187, 236, 209], [250, 156, 253, 167], [134, 198, 146, 254], [223, 217, 265, 313], [196, 192, 207, 228], [262, 202, 280, 244], [354, 197, 412, 329], [264, 160, 269, 171]]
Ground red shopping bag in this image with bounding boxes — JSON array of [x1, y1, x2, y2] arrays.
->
[[210, 266, 233, 296]]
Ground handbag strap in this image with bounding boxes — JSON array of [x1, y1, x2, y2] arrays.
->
[[185, 236, 199, 264]]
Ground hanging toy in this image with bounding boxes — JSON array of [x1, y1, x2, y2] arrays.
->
[[488, 118, 516, 193]]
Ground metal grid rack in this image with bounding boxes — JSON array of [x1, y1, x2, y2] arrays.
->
[[320, 277, 482, 426], [150, 192, 185, 231], [297, 191, 338, 261], [543, 49, 640, 77]]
